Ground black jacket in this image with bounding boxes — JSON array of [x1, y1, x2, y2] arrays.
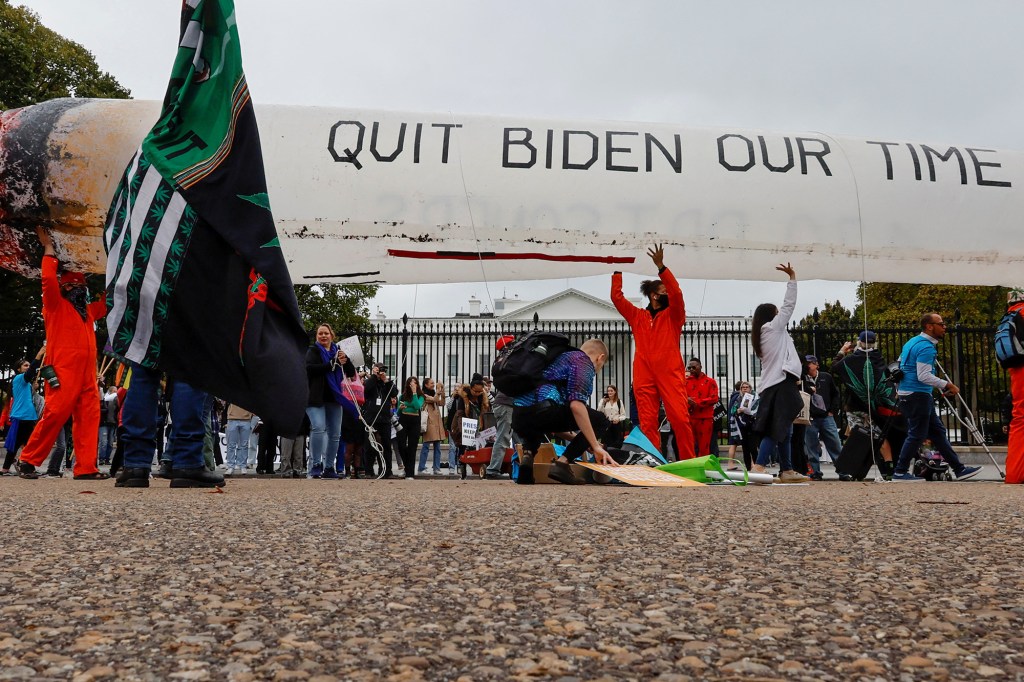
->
[[305, 346, 354, 407], [802, 370, 841, 417], [362, 375, 397, 425]]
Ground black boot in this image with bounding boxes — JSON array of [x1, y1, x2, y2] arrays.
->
[[170, 467, 226, 488], [115, 467, 151, 488], [516, 450, 535, 485]]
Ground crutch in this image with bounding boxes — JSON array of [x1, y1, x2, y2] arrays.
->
[[934, 360, 1006, 479]]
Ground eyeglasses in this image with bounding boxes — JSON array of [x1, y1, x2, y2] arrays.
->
[[929, 321, 947, 327]]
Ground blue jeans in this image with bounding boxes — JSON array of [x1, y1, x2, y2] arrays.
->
[[163, 382, 208, 470], [419, 440, 441, 471], [225, 419, 252, 469], [804, 416, 843, 474], [306, 403, 342, 472], [756, 425, 793, 471], [895, 392, 965, 475], [122, 364, 206, 470], [98, 424, 116, 463], [47, 421, 70, 474]]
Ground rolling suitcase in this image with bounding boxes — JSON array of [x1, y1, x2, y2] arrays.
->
[[835, 424, 882, 480]]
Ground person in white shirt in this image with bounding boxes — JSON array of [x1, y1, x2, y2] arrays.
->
[[749, 264, 809, 483]]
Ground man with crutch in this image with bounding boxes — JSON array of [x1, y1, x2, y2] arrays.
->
[[891, 313, 981, 482]]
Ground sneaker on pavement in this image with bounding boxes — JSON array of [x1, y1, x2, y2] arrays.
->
[[954, 465, 982, 481], [224, 467, 235, 476], [308, 463, 323, 479], [483, 471, 505, 480], [321, 468, 340, 479], [778, 470, 810, 483], [837, 472, 854, 482], [891, 472, 926, 481], [751, 464, 768, 474], [157, 461, 174, 480]]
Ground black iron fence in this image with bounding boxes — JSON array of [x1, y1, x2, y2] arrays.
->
[[1, 320, 1008, 445], [356, 317, 1010, 445]]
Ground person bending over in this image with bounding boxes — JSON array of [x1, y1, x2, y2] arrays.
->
[[512, 339, 619, 485]]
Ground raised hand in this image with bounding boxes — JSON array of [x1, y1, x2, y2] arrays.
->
[[647, 244, 665, 269], [776, 262, 795, 279], [36, 226, 55, 255]]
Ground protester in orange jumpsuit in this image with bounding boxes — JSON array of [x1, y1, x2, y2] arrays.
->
[[1005, 290, 1024, 485], [685, 357, 720, 456], [17, 227, 108, 480], [611, 244, 695, 459]]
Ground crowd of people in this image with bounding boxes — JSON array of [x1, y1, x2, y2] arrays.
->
[[2, 235, 1022, 486]]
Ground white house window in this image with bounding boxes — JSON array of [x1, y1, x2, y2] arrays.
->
[[715, 354, 728, 377]]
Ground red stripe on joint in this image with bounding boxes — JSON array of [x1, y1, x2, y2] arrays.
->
[[387, 250, 635, 264]]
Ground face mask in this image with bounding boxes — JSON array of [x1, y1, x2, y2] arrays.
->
[[63, 284, 89, 321]]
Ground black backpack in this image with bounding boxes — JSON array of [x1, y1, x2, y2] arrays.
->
[[994, 308, 1024, 369], [491, 331, 574, 397]]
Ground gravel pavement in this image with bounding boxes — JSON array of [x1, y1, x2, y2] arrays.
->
[[1, 476, 1022, 681]]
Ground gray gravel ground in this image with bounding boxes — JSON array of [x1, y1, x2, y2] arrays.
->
[[1, 476, 1022, 681]]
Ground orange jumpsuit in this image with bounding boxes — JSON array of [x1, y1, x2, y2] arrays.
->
[[19, 256, 105, 476], [1007, 366, 1024, 484], [612, 267, 695, 459], [686, 371, 720, 456]]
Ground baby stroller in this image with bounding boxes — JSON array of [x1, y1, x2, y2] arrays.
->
[[912, 448, 952, 481]]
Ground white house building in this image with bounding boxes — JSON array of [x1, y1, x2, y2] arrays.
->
[[367, 289, 757, 409]]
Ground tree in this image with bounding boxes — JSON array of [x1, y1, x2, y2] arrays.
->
[[0, 2, 131, 374], [854, 283, 1009, 328], [294, 283, 381, 350], [0, 1, 130, 110], [795, 299, 856, 329]]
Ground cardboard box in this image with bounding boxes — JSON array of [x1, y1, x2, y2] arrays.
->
[[529, 443, 590, 484]]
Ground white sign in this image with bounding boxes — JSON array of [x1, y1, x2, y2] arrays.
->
[[337, 335, 364, 368], [461, 417, 478, 446]]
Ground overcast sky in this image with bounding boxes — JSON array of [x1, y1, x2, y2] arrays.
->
[[16, 1, 1024, 320]]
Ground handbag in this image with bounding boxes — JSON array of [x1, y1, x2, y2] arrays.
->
[[420, 410, 429, 434], [793, 391, 812, 425], [343, 376, 365, 405], [712, 400, 727, 424], [809, 392, 828, 418]]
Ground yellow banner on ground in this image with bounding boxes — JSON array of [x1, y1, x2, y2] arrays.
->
[[576, 463, 705, 487]]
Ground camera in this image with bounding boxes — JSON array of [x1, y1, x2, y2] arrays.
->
[[39, 364, 60, 389]]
